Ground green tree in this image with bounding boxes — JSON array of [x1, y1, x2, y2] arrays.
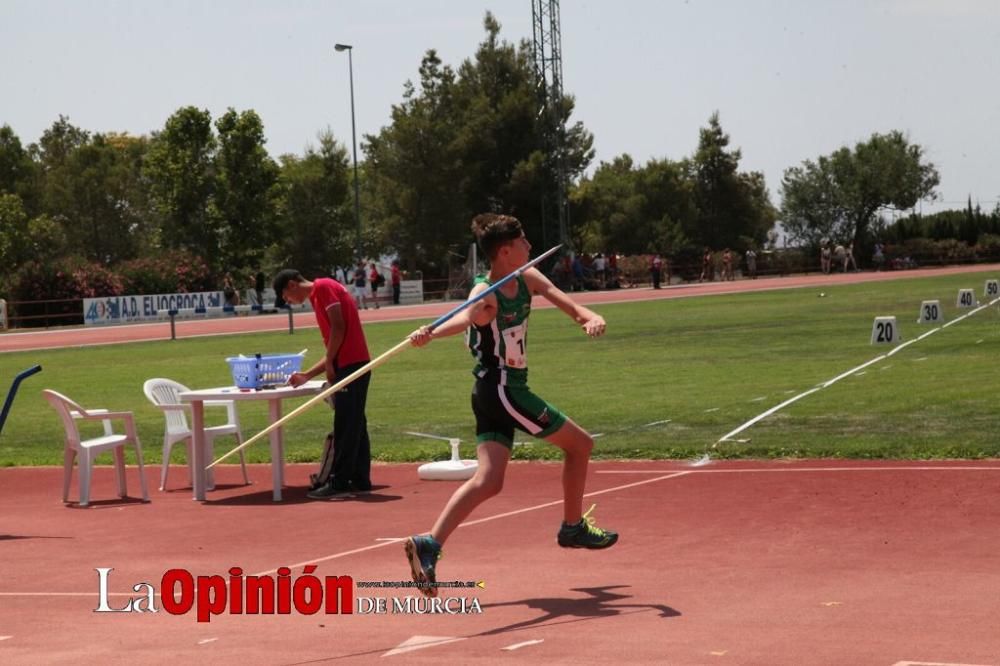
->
[[781, 130, 940, 246], [0, 193, 29, 271], [0, 194, 69, 291], [275, 131, 354, 276], [452, 13, 593, 251], [212, 108, 281, 270], [365, 13, 594, 275], [691, 112, 774, 250], [28, 117, 150, 265], [365, 50, 468, 273], [145, 107, 218, 263], [57, 136, 146, 263], [0, 125, 39, 214]]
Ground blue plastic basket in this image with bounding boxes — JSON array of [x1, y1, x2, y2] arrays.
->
[[226, 353, 304, 389]]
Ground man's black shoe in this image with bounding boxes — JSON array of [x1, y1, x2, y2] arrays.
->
[[307, 480, 355, 500]]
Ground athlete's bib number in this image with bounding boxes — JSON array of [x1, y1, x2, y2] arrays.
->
[[502, 322, 527, 369]]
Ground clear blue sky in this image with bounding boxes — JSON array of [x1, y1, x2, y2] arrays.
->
[[3, 0, 998, 215]]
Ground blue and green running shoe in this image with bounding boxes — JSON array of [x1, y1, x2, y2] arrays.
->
[[405, 535, 443, 597], [557, 504, 619, 549]]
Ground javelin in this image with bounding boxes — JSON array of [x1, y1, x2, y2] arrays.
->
[[209, 244, 562, 468]]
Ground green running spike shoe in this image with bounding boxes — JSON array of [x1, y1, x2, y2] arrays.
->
[[557, 504, 619, 549]]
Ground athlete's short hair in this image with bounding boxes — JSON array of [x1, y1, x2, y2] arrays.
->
[[471, 213, 523, 259]]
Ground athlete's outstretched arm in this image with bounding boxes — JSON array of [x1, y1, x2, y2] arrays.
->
[[409, 286, 497, 347], [523, 267, 606, 338]]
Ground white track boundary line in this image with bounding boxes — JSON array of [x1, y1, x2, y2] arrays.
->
[[598, 465, 1000, 474], [717, 295, 1000, 443]]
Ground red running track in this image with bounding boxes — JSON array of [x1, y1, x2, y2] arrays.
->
[[0, 460, 998, 664], [3, 264, 999, 353]]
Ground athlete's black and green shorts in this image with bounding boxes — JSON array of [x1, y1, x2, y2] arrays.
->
[[471, 371, 566, 448]]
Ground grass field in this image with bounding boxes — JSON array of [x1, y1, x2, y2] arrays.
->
[[2, 270, 999, 467]]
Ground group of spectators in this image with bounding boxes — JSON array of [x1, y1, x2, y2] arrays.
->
[[219, 262, 404, 312], [553, 252, 622, 292], [819, 241, 859, 275], [332, 260, 403, 310]]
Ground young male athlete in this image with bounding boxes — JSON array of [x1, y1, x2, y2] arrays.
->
[[272, 269, 373, 498], [405, 213, 618, 596]]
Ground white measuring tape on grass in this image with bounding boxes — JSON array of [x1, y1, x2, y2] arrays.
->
[[715, 294, 1000, 446]]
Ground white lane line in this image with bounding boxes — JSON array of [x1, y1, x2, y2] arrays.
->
[[0, 636, 12, 641], [892, 661, 996, 666], [598, 466, 1000, 474], [914, 356, 928, 362], [715, 295, 1000, 442], [198, 638, 218, 645], [750, 396, 767, 402], [643, 419, 671, 427], [717, 388, 820, 442], [915, 327, 941, 341], [822, 356, 886, 388], [502, 639, 544, 651], [704, 407, 720, 413], [886, 339, 918, 356]]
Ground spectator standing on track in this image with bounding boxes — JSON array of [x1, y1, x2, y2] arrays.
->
[[572, 254, 584, 291], [369, 262, 382, 310], [391, 260, 402, 305], [223, 273, 240, 307], [353, 263, 368, 310], [403, 213, 618, 597], [245, 275, 260, 308], [272, 269, 373, 498], [650, 254, 664, 289], [745, 248, 758, 279], [845, 243, 858, 272], [254, 271, 265, 307], [593, 253, 606, 289], [607, 252, 619, 288], [700, 247, 713, 282], [722, 248, 734, 281], [873, 243, 885, 271], [820, 242, 832, 274]]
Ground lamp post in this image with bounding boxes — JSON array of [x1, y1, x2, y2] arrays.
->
[[335, 43, 362, 263]]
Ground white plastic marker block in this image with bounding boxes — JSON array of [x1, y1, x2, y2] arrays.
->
[[985, 279, 999, 298], [871, 316, 900, 344], [956, 288, 977, 308], [917, 300, 943, 324]]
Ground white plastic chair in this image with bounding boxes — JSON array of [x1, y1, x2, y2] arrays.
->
[[142, 378, 250, 491], [42, 389, 150, 507]]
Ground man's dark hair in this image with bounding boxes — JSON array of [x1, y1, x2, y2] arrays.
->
[[471, 213, 523, 259], [272, 269, 304, 308]]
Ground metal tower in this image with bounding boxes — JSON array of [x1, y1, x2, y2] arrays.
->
[[531, 0, 569, 249]]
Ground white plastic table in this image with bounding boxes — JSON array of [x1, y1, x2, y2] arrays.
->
[[179, 381, 324, 502]]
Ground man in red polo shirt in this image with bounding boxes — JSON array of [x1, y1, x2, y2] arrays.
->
[[273, 269, 373, 499]]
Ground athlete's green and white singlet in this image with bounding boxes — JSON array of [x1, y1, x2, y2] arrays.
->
[[467, 274, 533, 386], [466, 274, 566, 446]]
